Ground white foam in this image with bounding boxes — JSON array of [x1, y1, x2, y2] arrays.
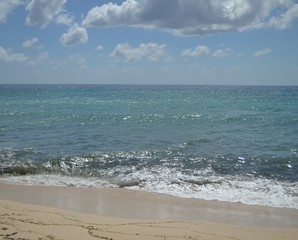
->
[[118, 167, 298, 209], [1, 170, 297, 209]]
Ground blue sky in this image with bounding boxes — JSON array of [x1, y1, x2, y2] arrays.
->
[[1, 0, 298, 85]]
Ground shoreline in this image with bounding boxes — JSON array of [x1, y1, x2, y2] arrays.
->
[[0, 182, 297, 229], [1, 182, 298, 240]]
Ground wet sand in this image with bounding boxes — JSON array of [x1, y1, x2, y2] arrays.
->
[[1, 182, 298, 240]]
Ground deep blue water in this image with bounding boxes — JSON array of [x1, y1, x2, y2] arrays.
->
[[0, 85, 297, 208]]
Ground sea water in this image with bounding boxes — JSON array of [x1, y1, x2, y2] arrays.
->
[[0, 85, 297, 209]]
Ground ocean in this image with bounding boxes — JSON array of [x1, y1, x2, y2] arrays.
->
[[0, 84, 297, 209]]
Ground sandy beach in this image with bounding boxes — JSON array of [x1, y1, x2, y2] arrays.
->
[[1, 182, 298, 240]]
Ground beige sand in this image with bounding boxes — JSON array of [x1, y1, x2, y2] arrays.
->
[[1, 200, 298, 240], [1, 182, 297, 228], [0, 182, 298, 240]]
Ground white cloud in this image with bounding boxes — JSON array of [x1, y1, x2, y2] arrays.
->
[[25, 0, 66, 27], [22, 37, 39, 48], [212, 48, 232, 57], [0, 46, 48, 65], [265, 4, 298, 29], [82, 0, 298, 35], [253, 48, 273, 57], [56, 12, 74, 26], [181, 45, 210, 57], [96, 45, 104, 51], [111, 42, 167, 62], [0, 46, 28, 63], [60, 24, 88, 46], [0, 0, 23, 23]]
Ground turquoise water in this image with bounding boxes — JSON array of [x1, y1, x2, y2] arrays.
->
[[0, 85, 297, 208]]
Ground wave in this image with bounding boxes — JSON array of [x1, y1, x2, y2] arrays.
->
[[1, 147, 297, 209], [1, 171, 297, 209], [1, 147, 297, 181]]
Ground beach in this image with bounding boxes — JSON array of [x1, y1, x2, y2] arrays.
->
[[1, 182, 298, 240]]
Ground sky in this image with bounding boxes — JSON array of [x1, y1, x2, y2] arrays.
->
[[0, 0, 298, 85]]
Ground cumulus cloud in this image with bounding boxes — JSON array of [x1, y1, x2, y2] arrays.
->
[[264, 4, 298, 29], [253, 48, 273, 57], [60, 24, 88, 46], [26, 0, 66, 27], [212, 48, 233, 57], [181, 45, 210, 57], [111, 42, 167, 62], [0, 46, 49, 65], [0, 46, 28, 63], [82, 0, 298, 35], [56, 12, 74, 26], [96, 45, 104, 51], [22, 37, 39, 48], [0, 0, 23, 23]]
